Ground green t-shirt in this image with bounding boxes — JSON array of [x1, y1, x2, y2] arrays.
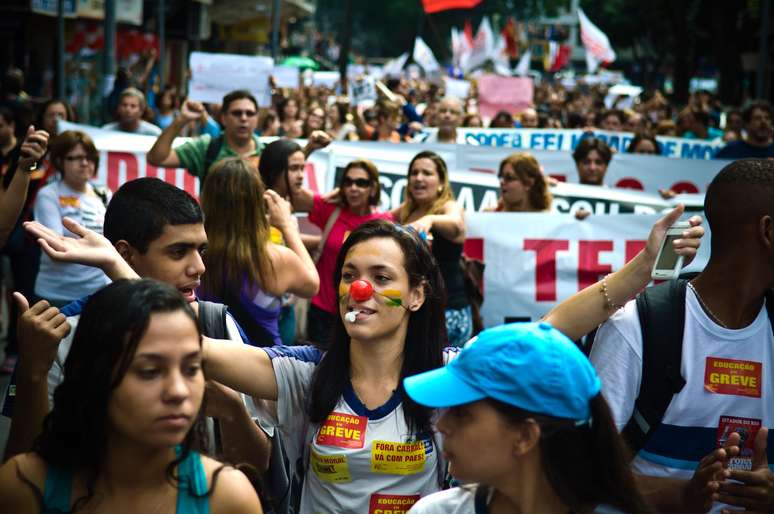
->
[[175, 133, 264, 179]]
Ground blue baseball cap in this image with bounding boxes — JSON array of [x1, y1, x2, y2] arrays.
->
[[404, 322, 601, 422]]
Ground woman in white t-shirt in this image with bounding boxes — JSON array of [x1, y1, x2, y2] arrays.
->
[[404, 322, 651, 514], [199, 207, 705, 512], [33, 130, 110, 306]]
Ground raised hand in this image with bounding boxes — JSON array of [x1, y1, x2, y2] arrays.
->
[[180, 100, 206, 123], [24, 218, 139, 280], [14, 293, 70, 381], [645, 204, 704, 267], [18, 125, 49, 171]]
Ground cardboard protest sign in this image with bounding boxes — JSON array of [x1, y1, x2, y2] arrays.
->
[[188, 52, 273, 107]]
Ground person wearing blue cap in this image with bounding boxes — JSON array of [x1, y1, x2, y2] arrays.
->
[[404, 322, 652, 514]]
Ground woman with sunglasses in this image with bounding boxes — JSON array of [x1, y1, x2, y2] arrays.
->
[[33, 130, 111, 307], [265, 150, 391, 347]]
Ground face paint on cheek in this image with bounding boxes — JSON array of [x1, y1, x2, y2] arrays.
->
[[377, 289, 404, 308], [338, 283, 349, 304]]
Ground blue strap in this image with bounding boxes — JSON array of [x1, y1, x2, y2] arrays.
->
[[176, 449, 210, 514], [42, 464, 71, 513]]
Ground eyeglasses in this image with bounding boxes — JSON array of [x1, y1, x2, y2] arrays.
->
[[64, 154, 94, 163], [498, 174, 520, 183], [228, 109, 257, 118], [342, 177, 371, 188]]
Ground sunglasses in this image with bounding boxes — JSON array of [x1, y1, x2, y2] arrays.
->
[[228, 109, 257, 118], [342, 177, 371, 188]]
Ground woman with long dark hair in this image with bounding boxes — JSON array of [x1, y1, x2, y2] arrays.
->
[[404, 322, 652, 514], [0, 279, 262, 513], [201, 220, 449, 512]]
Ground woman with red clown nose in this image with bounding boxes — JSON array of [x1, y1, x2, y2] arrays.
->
[[200, 205, 704, 512]]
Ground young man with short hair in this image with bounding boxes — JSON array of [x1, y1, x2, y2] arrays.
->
[[4, 178, 270, 474]]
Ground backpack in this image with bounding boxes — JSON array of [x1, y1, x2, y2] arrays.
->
[[198, 300, 228, 339], [203, 135, 224, 178], [620, 279, 774, 452]]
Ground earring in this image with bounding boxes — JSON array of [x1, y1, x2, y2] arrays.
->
[[437, 187, 443, 193]]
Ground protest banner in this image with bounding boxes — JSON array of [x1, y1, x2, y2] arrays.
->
[[272, 65, 300, 89], [443, 77, 471, 99], [312, 71, 340, 88], [477, 75, 534, 119], [418, 127, 726, 160], [188, 52, 273, 107], [63, 123, 713, 209], [305, 140, 722, 198], [464, 213, 710, 327]]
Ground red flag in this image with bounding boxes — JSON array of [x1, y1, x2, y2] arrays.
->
[[501, 17, 518, 59], [550, 44, 572, 72], [463, 20, 474, 46], [422, 0, 482, 14]]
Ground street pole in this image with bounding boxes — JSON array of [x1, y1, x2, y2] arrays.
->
[[271, 0, 281, 61], [56, 0, 65, 99], [158, 0, 165, 90], [338, 0, 352, 95], [757, 0, 770, 98], [102, 0, 116, 123]]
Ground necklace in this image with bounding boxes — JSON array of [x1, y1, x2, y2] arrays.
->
[[688, 282, 728, 329]]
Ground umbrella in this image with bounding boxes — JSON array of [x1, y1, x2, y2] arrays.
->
[[281, 56, 320, 70]]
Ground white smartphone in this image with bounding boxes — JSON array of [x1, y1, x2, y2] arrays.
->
[[651, 221, 691, 280]]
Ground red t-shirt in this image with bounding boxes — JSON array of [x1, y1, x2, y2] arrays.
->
[[309, 194, 393, 313]]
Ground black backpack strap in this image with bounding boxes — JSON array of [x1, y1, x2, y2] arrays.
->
[[203, 135, 224, 178], [622, 279, 688, 452], [197, 300, 228, 340], [93, 185, 109, 207]]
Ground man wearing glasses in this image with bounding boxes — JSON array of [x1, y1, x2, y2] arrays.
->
[[147, 90, 264, 180]]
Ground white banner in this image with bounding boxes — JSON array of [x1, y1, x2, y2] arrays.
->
[[62, 123, 714, 209], [188, 52, 273, 107], [417, 127, 727, 161], [272, 65, 300, 89], [305, 140, 722, 199], [465, 213, 710, 327]]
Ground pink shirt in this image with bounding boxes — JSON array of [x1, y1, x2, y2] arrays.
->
[[309, 194, 393, 313]]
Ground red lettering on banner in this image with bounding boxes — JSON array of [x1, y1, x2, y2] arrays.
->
[[547, 174, 567, 183], [306, 162, 319, 193], [463, 238, 484, 294], [614, 178, 644, 190], [183, 171, 197, 197], [146, 163, 163, 179], [524, 239, 569, 302], [107, 152, 138, 192], [670, 181, 700, 194], [625, 240, 647, 263], [578, 240, 613, 290]]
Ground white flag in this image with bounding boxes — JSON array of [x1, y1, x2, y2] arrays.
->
[[515, 49, 531, 76], [383, 52, 409, 77], [451, 26, 473, 70], [577, 8, 616, 73], [465, 17, 495, 72], [413, 37, 440, 73]]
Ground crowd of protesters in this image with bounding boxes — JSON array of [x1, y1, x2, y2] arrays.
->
[[0, 56, 772, 514]]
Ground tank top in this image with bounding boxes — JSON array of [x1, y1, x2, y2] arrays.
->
[[430, 229, 469, 309], [40, 449, 210, 514]]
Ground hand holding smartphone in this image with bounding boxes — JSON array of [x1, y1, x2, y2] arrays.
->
[[651, 221, 691, 280]]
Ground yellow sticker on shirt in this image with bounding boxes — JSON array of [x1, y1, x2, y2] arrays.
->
[[310, 449, 352, 483], [370, 440, 426, 475]]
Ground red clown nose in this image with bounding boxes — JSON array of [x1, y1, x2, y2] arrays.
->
[[349, 280, 374, 302]]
